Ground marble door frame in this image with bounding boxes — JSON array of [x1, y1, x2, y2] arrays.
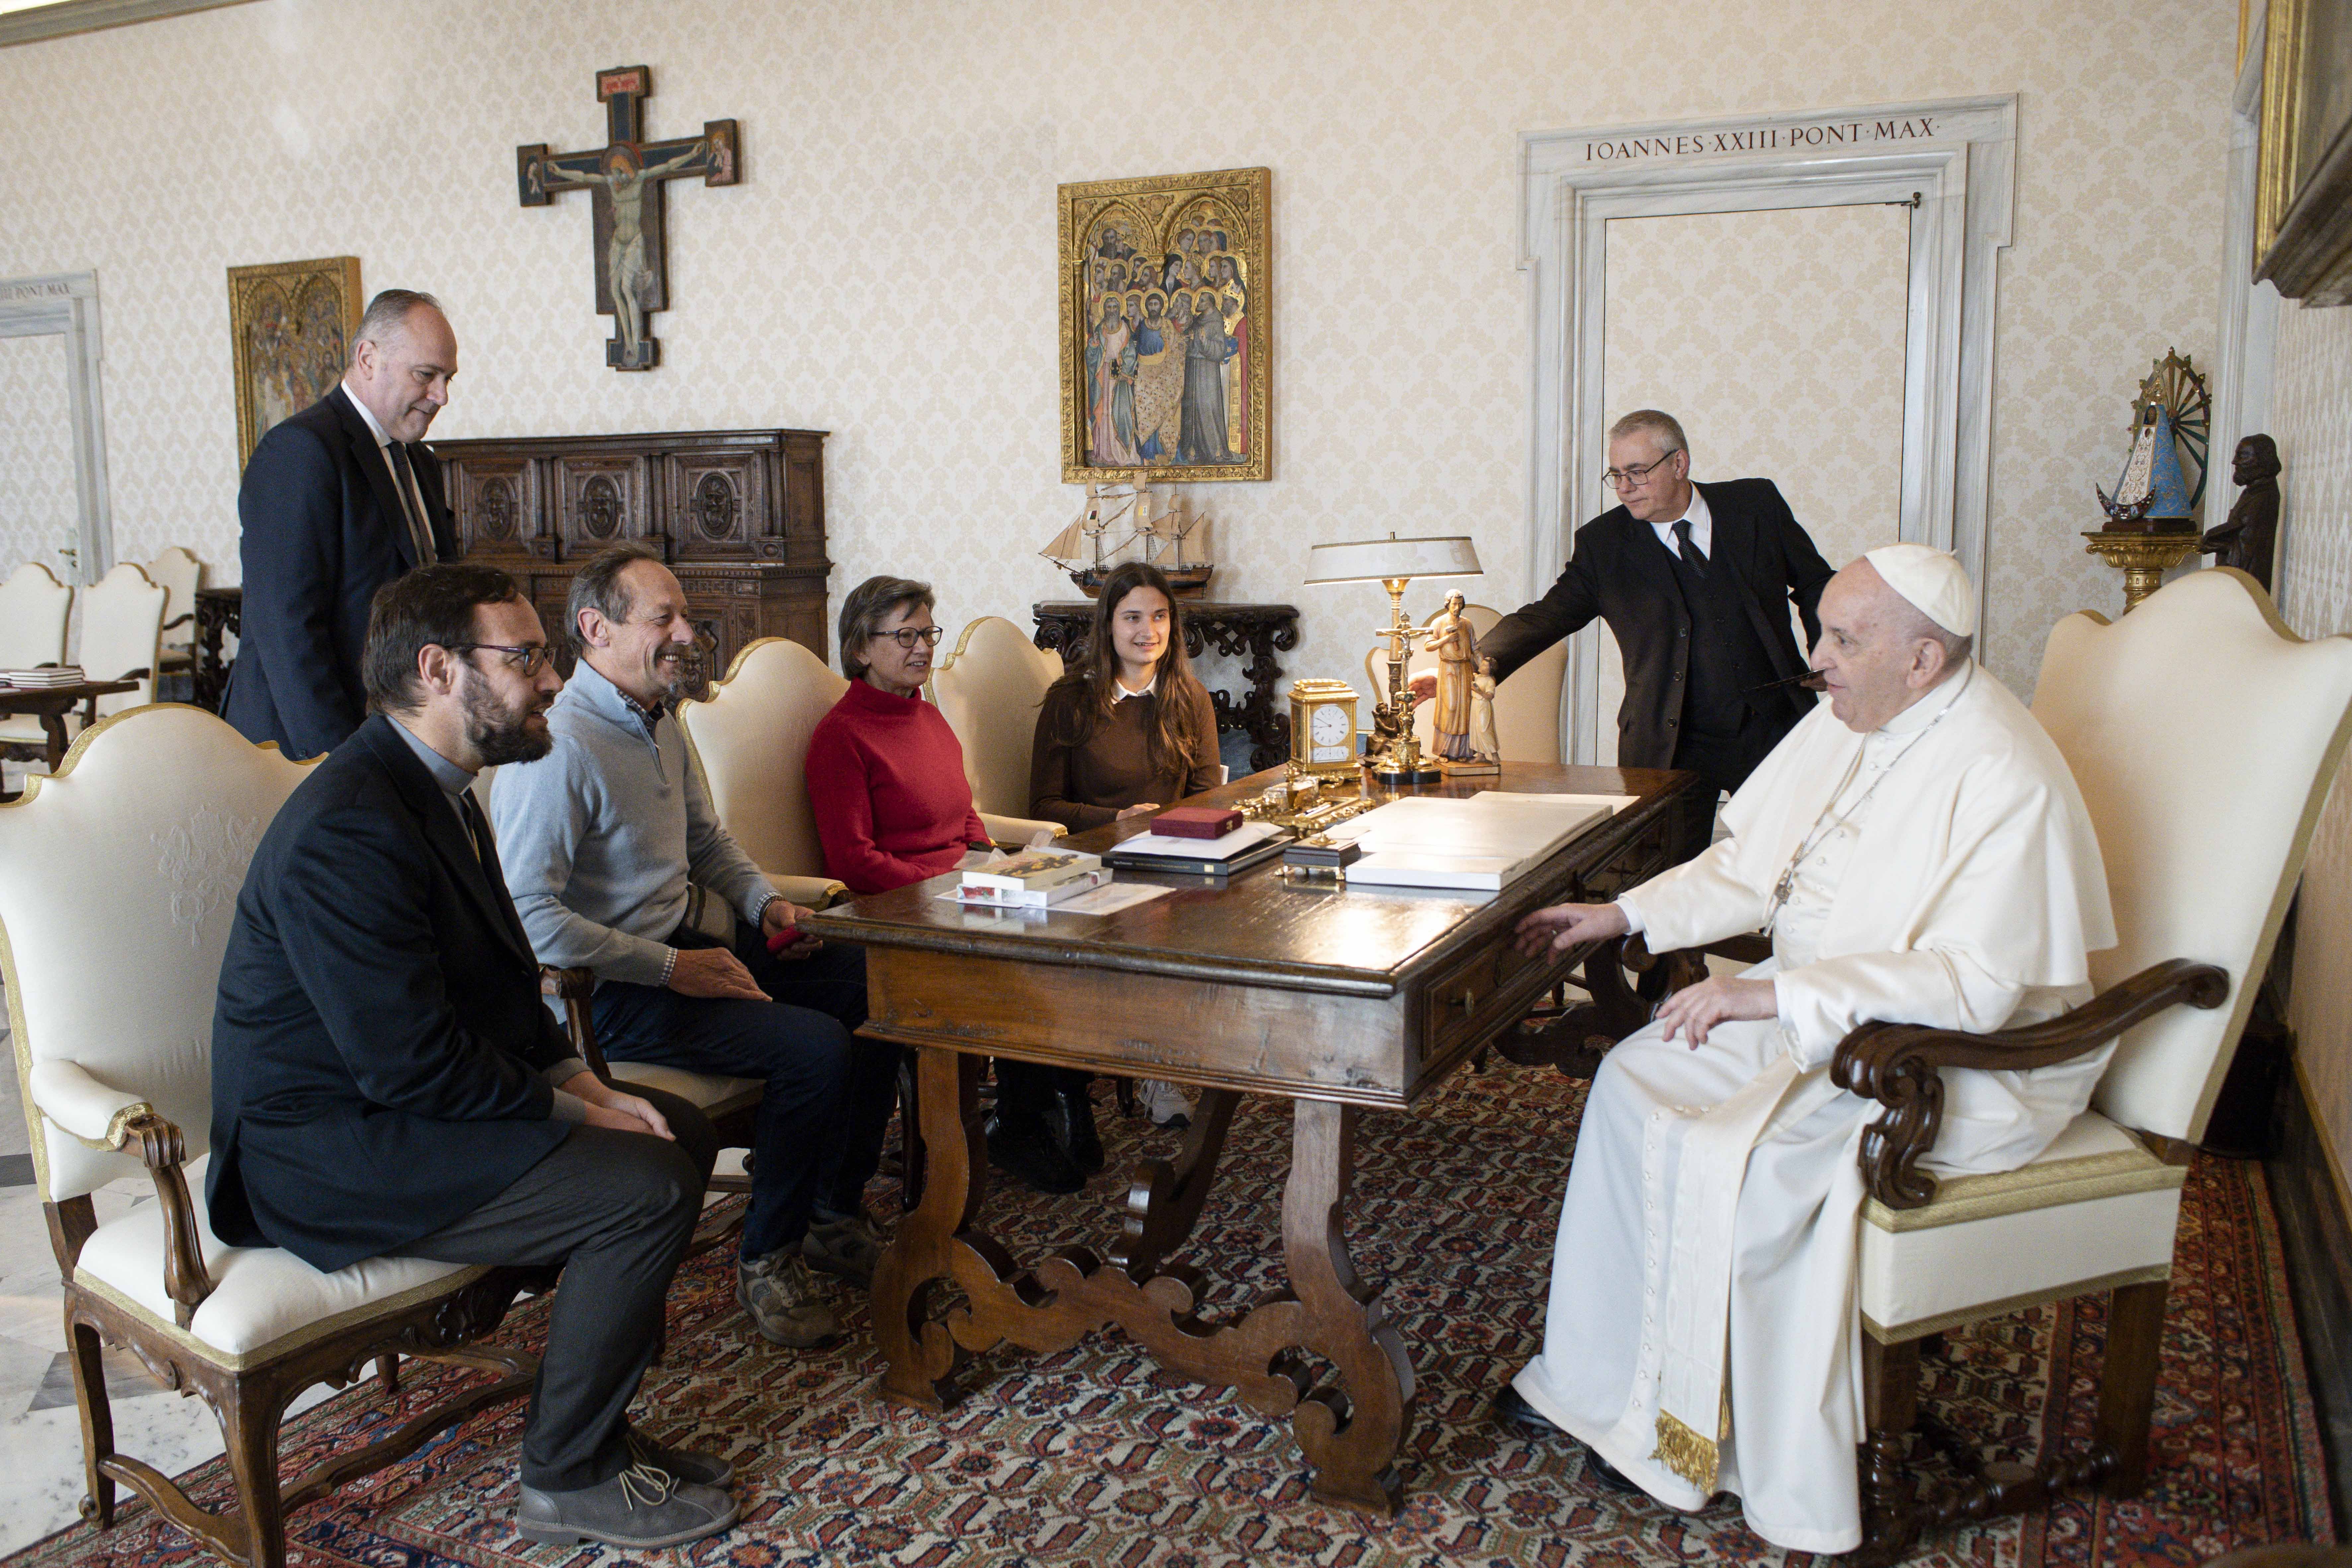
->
[[1518, 97, 2016, 765], [0, 272, 114, 586]]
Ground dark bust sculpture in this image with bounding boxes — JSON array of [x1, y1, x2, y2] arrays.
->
[[2201, 434, 2282, 592]]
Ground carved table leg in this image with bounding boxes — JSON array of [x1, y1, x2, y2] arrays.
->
[[1284, 1097, 1412, 1516], [40, 708, 71, 774], [1112, 1088, 1239, 1280], [66, 1316, 115, 1527], [872, 1047, 988, 1412]]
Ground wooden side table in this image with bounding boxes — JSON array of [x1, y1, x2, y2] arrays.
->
[[193, 586, 243, 714], [1033, 600, 1300, 770]]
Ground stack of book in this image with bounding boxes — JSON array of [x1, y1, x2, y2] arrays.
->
[[957, 848, 1110, 908], [0, 666, 84, 689], [1103, 818, 1289, 877]]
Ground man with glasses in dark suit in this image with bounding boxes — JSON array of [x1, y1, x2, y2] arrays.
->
[[1469, 410, 1834, 798], [208, 564, 741, 1550]]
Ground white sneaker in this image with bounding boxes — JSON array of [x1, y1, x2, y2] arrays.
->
[[1138, 1078, 1195, 1130]]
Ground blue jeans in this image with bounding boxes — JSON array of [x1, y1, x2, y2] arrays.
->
[[590, 929, 890, 1262]]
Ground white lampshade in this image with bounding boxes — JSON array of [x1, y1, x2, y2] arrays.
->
[[1303, 534, 1483, 585]]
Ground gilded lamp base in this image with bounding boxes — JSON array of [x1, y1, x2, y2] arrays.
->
[[2083, 529, 2203, 615]]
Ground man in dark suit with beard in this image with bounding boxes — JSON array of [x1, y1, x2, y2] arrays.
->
[[1473, 410, 1835, 798], [225, 289, 459, 760], [207, 564, 740, 1550]]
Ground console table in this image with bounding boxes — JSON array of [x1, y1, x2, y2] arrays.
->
[[1033, 600, 1298, 770]]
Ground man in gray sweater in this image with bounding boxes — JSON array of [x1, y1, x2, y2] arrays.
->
[[491, 545, 887, 1350]]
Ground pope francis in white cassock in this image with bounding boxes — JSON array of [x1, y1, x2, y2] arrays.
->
[[1500, 545, 2115, 1553]]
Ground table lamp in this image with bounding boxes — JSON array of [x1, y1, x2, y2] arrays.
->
[[1304, 533, 1482, 787]]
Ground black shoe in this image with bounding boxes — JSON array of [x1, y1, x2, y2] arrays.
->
[[987, 1113, 1084, 1195], [516, 1461, 738, 1547], [1052, 1083, 1105, 1175], [1493, 1383, 1563, 1437], [624, 1428, 735, 1489]]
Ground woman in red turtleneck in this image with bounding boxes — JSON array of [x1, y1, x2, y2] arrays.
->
[[805, 576, 988, 896]]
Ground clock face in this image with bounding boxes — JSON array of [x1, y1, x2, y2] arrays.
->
[[1310, 704, 1350, 746]]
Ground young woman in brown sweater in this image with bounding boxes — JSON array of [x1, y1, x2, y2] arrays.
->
[[993, 563, 1222, 1185]]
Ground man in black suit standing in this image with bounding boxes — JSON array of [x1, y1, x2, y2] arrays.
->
[[1474, 410, 1835, 798], [208, 563, 741, 1550], [225, 288, 460, 760]]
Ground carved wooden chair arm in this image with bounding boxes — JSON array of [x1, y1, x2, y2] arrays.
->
[[119, 1109, 217, 1327], [540, 965, 614, 1086], [1829, 958, 2229, 1211]]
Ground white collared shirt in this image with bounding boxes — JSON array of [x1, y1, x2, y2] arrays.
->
[[342, 377, 433, 545], [1647, 483, 1713, 559], [1112, 675, 1157, 703]]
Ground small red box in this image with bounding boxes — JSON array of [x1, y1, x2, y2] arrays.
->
[[1152, 806, 1243, 839]]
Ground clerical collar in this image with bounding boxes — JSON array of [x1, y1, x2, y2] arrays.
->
[[387, 714, 477, 807], [1878, 661, 1973, 736]]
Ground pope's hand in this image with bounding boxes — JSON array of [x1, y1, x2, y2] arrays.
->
[[1513, 900, 1629, 957], [1655, 977, 1779, 1048]]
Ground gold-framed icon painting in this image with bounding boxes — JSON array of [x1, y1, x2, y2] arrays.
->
[[227, 256, 362, 468], [2255, 0, 2352, 303], [1058, 166, 1268, 483]]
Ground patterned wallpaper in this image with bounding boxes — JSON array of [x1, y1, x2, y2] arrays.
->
[[0, 0, 2232, 708], [1593, 204, 1909, 763], [2272, 299, 2352, 1186], [0, 335, 77, 583]]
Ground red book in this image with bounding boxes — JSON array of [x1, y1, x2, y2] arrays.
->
[[1153, 806, 1243, 840]]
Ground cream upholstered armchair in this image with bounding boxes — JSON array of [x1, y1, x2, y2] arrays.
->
[[0, 561, 77, 753], [928, 615, 1067, 846], [79, 561, 169, 715], [1634, 568, 2352, 1564], [674, 635, 851, 910], [0, 707, 553, 1568], [147, 546, 206, 674], [1405, 601, 1569, 762]]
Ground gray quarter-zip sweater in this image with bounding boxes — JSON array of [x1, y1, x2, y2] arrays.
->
[[489, 659, 777, 1004]]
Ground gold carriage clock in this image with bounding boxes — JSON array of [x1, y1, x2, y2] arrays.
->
[[1287, 678, 1360, 776]]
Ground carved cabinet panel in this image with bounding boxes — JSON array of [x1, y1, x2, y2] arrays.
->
[[433, 427, 830, 696]]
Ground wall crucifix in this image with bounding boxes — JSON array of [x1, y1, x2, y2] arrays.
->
[[517, 64, 739, 371]]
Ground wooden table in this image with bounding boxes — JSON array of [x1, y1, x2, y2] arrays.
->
[[0, 679, 140, 774], [192, 585, 242, 714], [804, 762, 1712, 1515]]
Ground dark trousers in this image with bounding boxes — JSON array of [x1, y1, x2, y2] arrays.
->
[[394, 1086, 717, 1493], [996, 1059, 1086, 1122], [1671, 706, 1790, 801], [590, 930, 894, 1258]]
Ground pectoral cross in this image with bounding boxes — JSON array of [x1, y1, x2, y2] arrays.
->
[[517, 65, 739, 371]]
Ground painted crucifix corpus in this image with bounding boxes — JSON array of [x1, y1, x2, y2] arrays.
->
[[518, 64, 739, 371]]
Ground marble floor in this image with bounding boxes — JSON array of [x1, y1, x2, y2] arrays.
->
[[0, 1017, 339, 1557]]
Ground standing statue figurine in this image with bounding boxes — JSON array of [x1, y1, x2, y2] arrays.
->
[[1420, 593, 1500, 774], [1470, 667, 1502, 763], [2201, 434, 2283, 593]]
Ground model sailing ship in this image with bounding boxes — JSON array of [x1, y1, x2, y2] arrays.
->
[[1040, 476, 1215, 598]]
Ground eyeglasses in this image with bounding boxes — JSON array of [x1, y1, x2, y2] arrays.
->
[[1601, 452, 1682, 491], [448, 642, 556, 675], [874, 626, 945, 649]]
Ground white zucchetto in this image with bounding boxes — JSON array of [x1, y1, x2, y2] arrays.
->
[[1862, 544, 1978, 637]]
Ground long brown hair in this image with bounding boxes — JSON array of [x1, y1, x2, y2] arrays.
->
[[1044, 561, 1211, 777]]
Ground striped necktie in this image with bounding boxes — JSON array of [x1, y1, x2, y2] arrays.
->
[[386, 442, 438, 567]]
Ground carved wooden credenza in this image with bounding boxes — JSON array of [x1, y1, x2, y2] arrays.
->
[[431, 427, 830, 693]]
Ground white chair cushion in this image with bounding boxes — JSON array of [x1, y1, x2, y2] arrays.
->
[[72, 1155, 482, 1367], [1857, 1114, 2185, 1340], [607, 1061, 761, 1117]]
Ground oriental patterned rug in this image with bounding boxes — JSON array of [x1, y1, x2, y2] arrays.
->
[[6, 1063, 2332, 1568]]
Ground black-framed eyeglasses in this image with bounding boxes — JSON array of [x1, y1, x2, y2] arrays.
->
[[1601, 452, 1682, 491], [447, 642, 556, 675], [874, 626, 945, 649]]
